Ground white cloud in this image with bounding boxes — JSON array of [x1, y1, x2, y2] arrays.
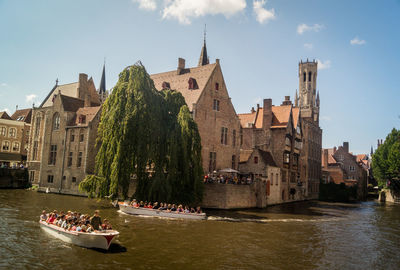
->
[[304, 43, 313, 49], [317, 59, 331, 70], [350, 37, 366, 45], [297, 23, 324, 35], [132, 0, 157, 11], [1, 108, 10, 114], [25, 94, 37, 104], [1, 83, 7, 87], [162, 0, 246, 24], [253, 0, 275, 24]]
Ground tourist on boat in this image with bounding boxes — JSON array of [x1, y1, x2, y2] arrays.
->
[[152, 202, 159, 209], [177, 205, 184, 213], [40, 210, 47, 221], [190, 207, 195, 213], [90, 210, 102, 230], [196, 207, 202, 214], [170, 204, 177, 212], [130, 199, 138, 207], [101, 219, 112, 230], [46, 213, 56, 224], [184, 206, 190, 213]]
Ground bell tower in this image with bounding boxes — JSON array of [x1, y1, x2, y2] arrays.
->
[[296, 59, 319, 123]]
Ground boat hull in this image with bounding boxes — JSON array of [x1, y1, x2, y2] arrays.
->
[[39, 221, 119, 250], [119, 204, 206, 220]]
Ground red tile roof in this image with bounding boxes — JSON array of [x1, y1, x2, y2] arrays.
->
[[150, 63, 217, 111], [11, 108, 32, 124], [238, 112, 257, 128]]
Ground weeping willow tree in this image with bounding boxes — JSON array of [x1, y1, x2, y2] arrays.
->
[[79, 62, 203, 205]]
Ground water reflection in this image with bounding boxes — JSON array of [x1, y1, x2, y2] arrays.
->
[[1, 190, 400, 270]]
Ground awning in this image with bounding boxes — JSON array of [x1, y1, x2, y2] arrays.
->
[[0, 152, 24, 162], [218, 168, 240, 173]]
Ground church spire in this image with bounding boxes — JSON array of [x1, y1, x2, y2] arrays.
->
[[295, 89, 298, 107], [99, 60, 106, 94], [198, 25, 209, 66], [316, 91, 320, 107]]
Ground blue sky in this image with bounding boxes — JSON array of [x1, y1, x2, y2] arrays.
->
[[1, 0, 399, 154]]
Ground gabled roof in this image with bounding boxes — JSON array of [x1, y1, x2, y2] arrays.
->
[[40, 82, 79, 108], [322, 148, 339, 166], [271, 105, 291, 128], [69, 106, 101, 126], [150, 63, 217, 111], [239, 149, 253, 163], [60, 95, 84, 112], [0, 111, 11, 120], [292, 107, 300, 127], [356, 154, 367, 162], [258, 149, 277, 167], [11, 108, 32, 124], [238, 112, 257, 128]]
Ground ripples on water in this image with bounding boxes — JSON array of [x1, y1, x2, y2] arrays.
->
[[1, 190, 400, 270]]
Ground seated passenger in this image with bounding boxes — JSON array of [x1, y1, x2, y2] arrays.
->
[[177, 205, 183, 213], [196, 206, 202, 214], [81, 224, 87, 232], [147, 202, 153, 208], [40, 210, 47, 221], [152, 202, 159, 209], [76, 222, 82, 232], [139, 201, 144, 208], [190, 207, 195, 213], [101, 219, 112, 230], [170, 204, 177, 212], [184, 206, 190, 213]]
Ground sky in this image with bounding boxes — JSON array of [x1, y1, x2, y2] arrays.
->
[[1, 0, 399, 155]]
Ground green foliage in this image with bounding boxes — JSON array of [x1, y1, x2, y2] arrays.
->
[[79, 62, 203, 204], [319, 182, 358, 202], [372, 128, 400, 186]]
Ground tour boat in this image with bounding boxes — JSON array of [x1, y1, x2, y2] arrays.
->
[[119, 203, 207, 220], [39, 221, 119, 250]]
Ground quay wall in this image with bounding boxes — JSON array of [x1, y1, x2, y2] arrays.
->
[[0, 168, 29, 189], [201, 181, 267, 209]]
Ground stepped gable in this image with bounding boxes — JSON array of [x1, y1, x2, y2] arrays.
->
[[11, 108, 32, 124], [150, 63, 217, 111]]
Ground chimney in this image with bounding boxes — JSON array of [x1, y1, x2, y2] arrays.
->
[[343, 142, 349, 153], [177, 58, 185, 75], [323, 149, 329, 168], [251, 107, 255, 113], [257, 103, 260, 110], [262, 99, 272, 130], [333, 146, 337, 153], [84, 94, 91, 107], [281, 96, 292, 106], [216, 59, 220, 65]]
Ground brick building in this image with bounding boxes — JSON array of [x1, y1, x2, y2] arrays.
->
[[150, 40, 241, 174], [294, 60, 322, 199], [238, 97, 305, 203], [322, 142, 368, 199], [0, 109, 31, 167], [27, 71, 105, 195]]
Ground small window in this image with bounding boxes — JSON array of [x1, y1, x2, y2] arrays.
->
[[254, 156, 258, 164], [188, 78, 198, 90], [213, 99, 220, 111], [0, 127, 6, 136], [47, 175, 54, 183], [12, 142, 19, 152], [215, 83, 219, 90], [80, 134, 84, 142], [308, 72, 312, 82], [283, 152, 290, 163], [303, 72, 306, 82], [67, 152, 73, 167], [70, 134, 75, 142], [78, 115, 86, 124], [2, 141, 10, 151], [32, 141, 38, 160], [34, 117, 41, 137], [53, 113, 60, 130], [231, 155, 236, 170], [162, 82, 170, 89], [77, 152, 82, 167], [16, 116, 25, 121], [72, 177, 76, 183], [220, 127, 228, 145], [232, 130, 236, 147], [49, 145, 57, 165], [62, 176, 66, 181], [9, 128, 16, 138]]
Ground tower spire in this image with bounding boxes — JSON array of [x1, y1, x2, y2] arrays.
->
[[198, 24, 209, 66], [99, 61, 106, 95], [295, 89, 298, 107]]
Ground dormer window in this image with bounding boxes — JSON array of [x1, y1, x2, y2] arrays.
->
[[215, 83, 219, 90], [188, 77, 198, 90], [78, 115, 86, 124], [162, 81, 170, 90]]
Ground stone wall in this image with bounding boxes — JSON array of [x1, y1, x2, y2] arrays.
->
[[201, 180, 267, 209], [0, 168, 29, 188]]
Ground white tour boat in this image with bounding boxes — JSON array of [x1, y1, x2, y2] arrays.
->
[[119, 203, 207, 220], [39, 221, 119, 250]]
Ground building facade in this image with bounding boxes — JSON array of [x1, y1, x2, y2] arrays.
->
[[27, 73, 103, 195], [150, 41, 241, 174], [0, 109, 31, 167]]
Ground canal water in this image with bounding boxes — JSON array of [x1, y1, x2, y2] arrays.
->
[[1, 190, 399, 270]]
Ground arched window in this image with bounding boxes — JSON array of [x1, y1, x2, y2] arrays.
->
[[0, 126, 6, 136], [53, 113, 60, 130], [303, 72, 306, 82], [12, 142, 20, 152], [308, 72, 312, 82], [215, 83, 219, 90], [2, 141, 10, 151], [9, 128, 16, 138]]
